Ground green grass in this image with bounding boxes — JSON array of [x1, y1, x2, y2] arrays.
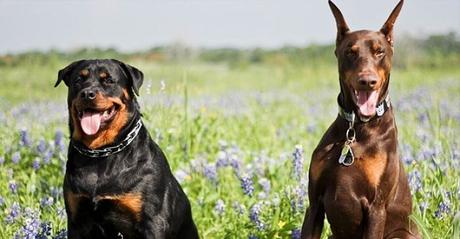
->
[[0, 57, 459, 238]]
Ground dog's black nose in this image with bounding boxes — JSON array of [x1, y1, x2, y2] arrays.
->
[[358, 78, 377, 87], [80, 89, 97, 100], [357, 71, 378, 88]]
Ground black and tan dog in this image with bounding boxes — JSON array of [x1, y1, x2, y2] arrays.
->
[[301, 1, 420, 238], [55, 59, 199, 238]]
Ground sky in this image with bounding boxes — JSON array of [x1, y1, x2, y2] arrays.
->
[[0, 0, 459, 54]]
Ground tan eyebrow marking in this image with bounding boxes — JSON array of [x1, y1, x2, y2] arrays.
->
[[79, 69, 89, 77], [99, 71, 109, 79]]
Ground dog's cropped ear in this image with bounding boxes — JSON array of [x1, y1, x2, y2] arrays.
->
[[116, 60, 144, 96], [55, 60, 84, 87], [380, 0, 404, 47], [328, 0, 350, 44]]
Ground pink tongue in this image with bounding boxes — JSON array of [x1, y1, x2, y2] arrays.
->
[[357, 91, 378, 116], [80, 111, 102, 135]]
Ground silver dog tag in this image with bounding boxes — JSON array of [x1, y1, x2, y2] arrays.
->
[[338, 143, 354, 166]]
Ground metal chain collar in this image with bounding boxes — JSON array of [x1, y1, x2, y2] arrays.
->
[[72, 119, 143, 158]]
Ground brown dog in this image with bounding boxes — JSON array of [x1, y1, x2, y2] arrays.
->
[[300, 1, 420, 238]]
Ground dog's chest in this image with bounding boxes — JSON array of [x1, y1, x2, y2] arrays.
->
[[65, 161, 144, 237], [68, 155, 136, 194]]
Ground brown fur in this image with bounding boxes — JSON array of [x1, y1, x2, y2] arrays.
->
[[96, 193, 143, 222], [66, 192, 89, 220], [301, 1, 419, 238], [357, 153, 387, 188], [99, 72, 108, 79], [79, 69, 89, 77]]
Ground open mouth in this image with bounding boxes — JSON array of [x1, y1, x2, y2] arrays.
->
[[77, 105, 118, 136], [352, 89, 379, 117]]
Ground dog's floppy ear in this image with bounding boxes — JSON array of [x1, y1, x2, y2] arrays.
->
[[328, 0, 350, 44], [115, 60, 144, 96], [55, 60, 84, 87], [380, 0, 404, 47]]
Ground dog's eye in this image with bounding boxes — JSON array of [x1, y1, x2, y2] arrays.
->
[[346, 49, 357, 58], [105, 77, 114, 83], [375, 49, 385, 57], [102, 76, 114, 84]]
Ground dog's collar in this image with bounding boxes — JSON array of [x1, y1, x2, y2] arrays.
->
[[338, 94, 391, 123], [71, 119, 143, 158]]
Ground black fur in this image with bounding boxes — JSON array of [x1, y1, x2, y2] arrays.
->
[[56, 59, 199, 239]]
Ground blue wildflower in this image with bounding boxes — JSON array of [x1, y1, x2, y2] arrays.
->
[[290, 181, 308, 212], [37, 222, 52, 238], [434, 201, 450, 219], [16, 207, 41, 239], [190, 157, 207, 174], [232, 201, 246, 215], [20, 129, 32, 147], [174, 169, 188, 184], [53, 229, 68, 239], [249, 202, 264, 230], [33, 157, 41, 171], [50, 187, 61, 199], [9, 180, 18, 194], [204, 163, 218, 184], [37, 139, 47, 154], [214, 199, 225, 215], [216, 150, 229, 168], [258, 178, 271, 195], [291, 228, 301, 239], [292, 145, 304, 180], [240, 174, 254, 197], [40, 196, 54, 207], [408, 170, 422, 193], [5, 202, 21, 224], [57, 206, 66, 219], [230, 155, 242, 177], [54, 130, 66, 152], [417, 112, 429, 124], [307, 122, 316, 133], [400, 143, 414, 165], [0, 156, 4, 165], [12, 151, 21, 164], [0, 196, 4, 206], [43, 150, 53, 164], [419, 201, 429, 213]]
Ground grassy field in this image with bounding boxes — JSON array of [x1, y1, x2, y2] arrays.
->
[[0, 47, 459, 238]]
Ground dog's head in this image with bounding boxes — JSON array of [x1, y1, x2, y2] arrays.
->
[[55, 59, 143, 149], [329, 0, 403, 120]]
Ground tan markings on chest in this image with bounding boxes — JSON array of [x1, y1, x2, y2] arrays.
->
[[66, 192, 89, 220], [357, 153, 387, 187], [95, 193, 143, 221]]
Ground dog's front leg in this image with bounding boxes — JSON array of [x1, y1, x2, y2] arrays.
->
[[300, 203, 325, 239], [142, 215, 169, 239], [363, 204, 386, 239]]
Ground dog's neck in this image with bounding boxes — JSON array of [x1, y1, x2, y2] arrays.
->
[[70, 114, 143, 158], [337, 93, 391, 124]]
